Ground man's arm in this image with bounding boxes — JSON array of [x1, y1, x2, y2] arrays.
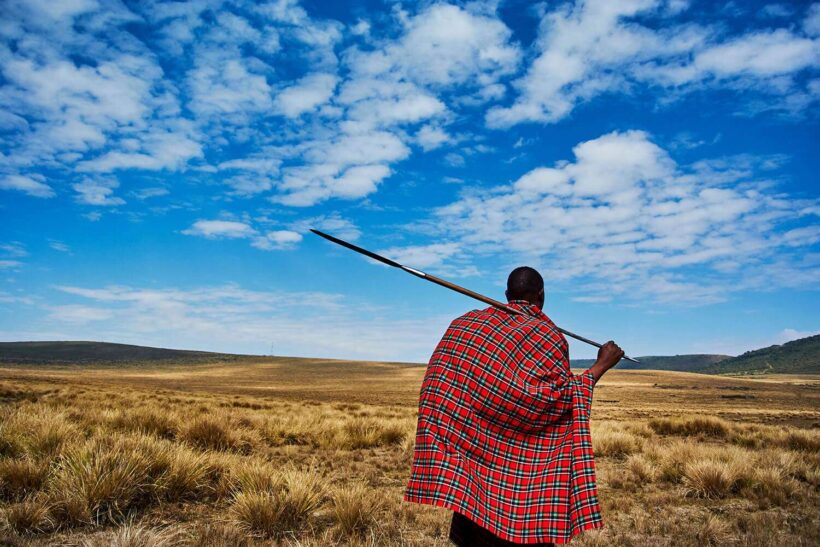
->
[[587, 340, 625, 384]]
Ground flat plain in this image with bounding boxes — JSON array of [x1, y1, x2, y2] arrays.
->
[[0, 357, 817, 545]]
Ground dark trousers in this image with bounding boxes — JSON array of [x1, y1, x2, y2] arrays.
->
[[449, 511, 556, 547]]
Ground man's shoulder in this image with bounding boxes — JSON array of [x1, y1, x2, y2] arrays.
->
[[447, 306, 552, 336]]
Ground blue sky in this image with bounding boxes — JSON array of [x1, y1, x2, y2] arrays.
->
[[0, 0, 818, 361]]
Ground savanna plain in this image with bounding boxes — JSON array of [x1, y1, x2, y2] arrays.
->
[[0, 357, 817, 546]]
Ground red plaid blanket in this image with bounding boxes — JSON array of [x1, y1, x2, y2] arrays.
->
[[404, 300, 602, 544]]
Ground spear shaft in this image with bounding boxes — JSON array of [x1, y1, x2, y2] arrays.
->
[[310, 229, 639, 364]]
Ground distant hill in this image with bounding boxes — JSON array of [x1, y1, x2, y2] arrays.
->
[[571, 354, 730, 372], [701, 335, 820, 375], [0, 341, 250, 365], [3, 336, 817, 374]]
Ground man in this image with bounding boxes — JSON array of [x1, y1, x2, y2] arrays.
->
[[404, 266, 624, 545]]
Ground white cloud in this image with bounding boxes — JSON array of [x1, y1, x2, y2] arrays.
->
[[701, 326, 820, 356], [215, 155, 280, 196], [342, 82, 446, 125], [132, 187, 170, 200], [0, 174, 55, 198], [78, 128, 203, 172], [487, 0, 670, 127], [444, 153, 465, 167], [0, 16, 193, 173], [375, 241, 479, 278], [0, 242, 27, 258], [350, 19, 370, 37], [49, 304, 114, 324], [760, 4, 794, 19], [416, 125, 452, 151], [265, 2, 520, 206], [223, 175, 274, 196], [305, 130, 409, 167], [275, 72, 338, 117], [571, 295, 613, 303], [347, 4, 520, 88], [332, 164, 392, 199], [4, 56, 155, 142], [780, 225, 820, 247], [0, 290, 34, 305], [290, 213, 361, 241], [188, 57, 273, 116], [217, 157, 281, 173], [0, 260, 23, 270], [432, 130, 819, 304], [487, 0, 820, 127], [46, 283, 449, 361], [805, 3, 820, 37], [182, 218, 309, 252], [275, 129, 407, 205], [378, 242, 462, 270], [658, 29, 818, 82], [48, 240, 71, 253], [0, 0, 204, 205], [182, 220, 256, 239], [72, 178, 125, 206], [776, 328, 819, 344], [251, 230, 303, 250], [185, 10, 277, 121]]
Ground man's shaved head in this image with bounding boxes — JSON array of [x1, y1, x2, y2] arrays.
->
[[506, 266, 545, 308]]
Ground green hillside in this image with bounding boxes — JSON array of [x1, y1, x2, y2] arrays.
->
[[0, 341, 249, 365], [571, 353, 730, 372], [702, 335, 820, 375]]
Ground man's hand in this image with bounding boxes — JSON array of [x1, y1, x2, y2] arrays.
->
[[589, 341, 625, 383]]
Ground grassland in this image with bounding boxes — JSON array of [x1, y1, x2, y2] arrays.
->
[[0, 357, 818, 546]]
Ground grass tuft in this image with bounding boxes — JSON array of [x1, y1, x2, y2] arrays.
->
[[625, 454, 656, 483], [683, 455, 750, 499], [155, 447, 213, 502], [0, 406, 79, 458], [48, 437, 153, 525], [0, 458, 49, 501], [1, 497, 53, 535], [110, 408, 178, 440], [78, 523, 188, 546], [229, 466, 325, 538], [331, 480, 383, 537], [783, 429, 820, 452], [649, 416, 729, 438], [592, 428, 642, 458], [180, 416, 236, 451], [695, 514, 733, 546]]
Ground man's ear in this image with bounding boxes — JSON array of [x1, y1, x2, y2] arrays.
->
[[505, 289, 510, 301]]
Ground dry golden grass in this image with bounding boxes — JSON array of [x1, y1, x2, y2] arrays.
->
[[0, 359, 817, 545], [331, 480, 384, 538]]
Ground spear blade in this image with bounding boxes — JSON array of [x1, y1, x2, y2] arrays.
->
[[311, 229, 639, 364], [310, 229, 404, 269]]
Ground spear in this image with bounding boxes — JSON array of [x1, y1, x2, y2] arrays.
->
[[311, 229, 639, 364]]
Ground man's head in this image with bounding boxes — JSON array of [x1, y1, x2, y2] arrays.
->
[[505, 266, 545, 309]]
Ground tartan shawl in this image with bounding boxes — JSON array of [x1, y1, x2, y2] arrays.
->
[[403, 300, 603, 544]]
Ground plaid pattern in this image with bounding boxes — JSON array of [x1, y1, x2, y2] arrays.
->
[[404, 300, 603, 544]]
